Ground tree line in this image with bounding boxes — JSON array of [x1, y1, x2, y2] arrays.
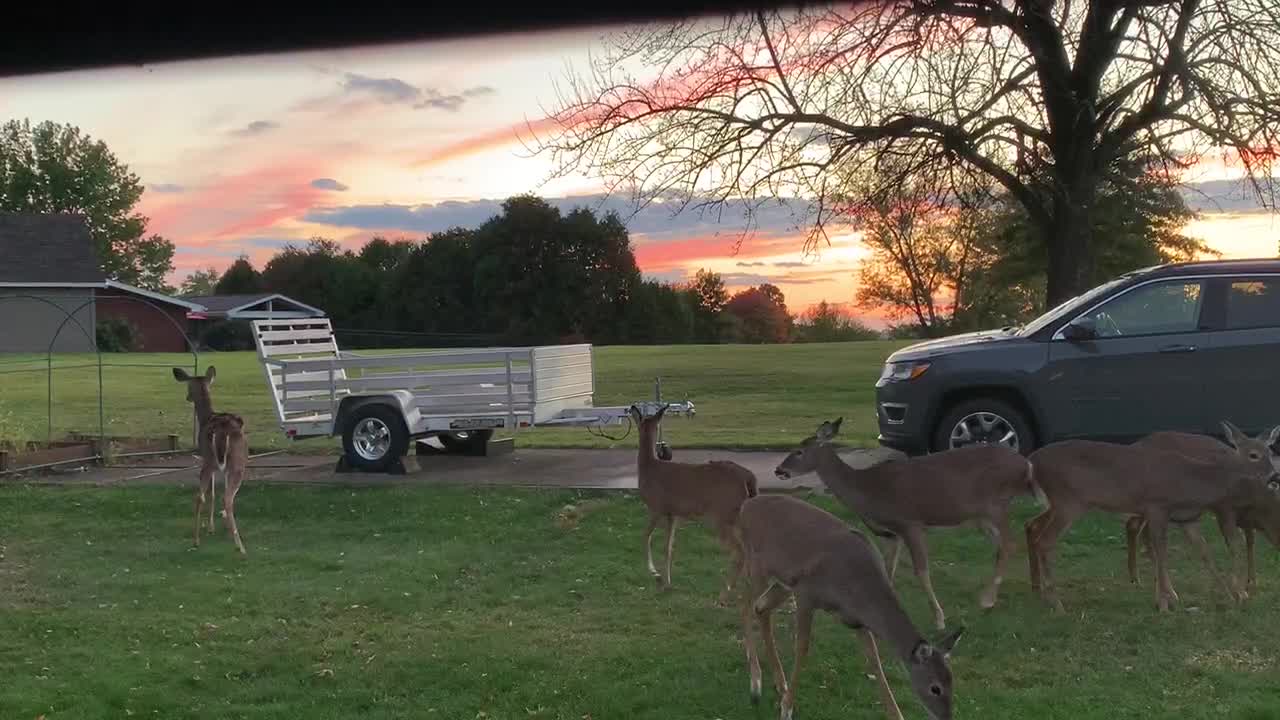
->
[[181, 195, 881, 350]]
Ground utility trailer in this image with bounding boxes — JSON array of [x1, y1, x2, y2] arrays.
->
[[251, 318, 692, 472]]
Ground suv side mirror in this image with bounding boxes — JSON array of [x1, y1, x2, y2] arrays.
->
[[1062, 316, 1097, 342]]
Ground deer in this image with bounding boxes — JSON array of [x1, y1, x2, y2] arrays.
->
[[774, 418, 1032, 630], [173, 367, 249, 555], [628, 403, 758, 605], [736, 493, 964, 720], [1123, 427, 1280, 598], [1024, 421, 1280, 613]]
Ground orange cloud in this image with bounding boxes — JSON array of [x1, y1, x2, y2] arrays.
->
[[633, 231, 804, 269], [414, 117, 561, 168]]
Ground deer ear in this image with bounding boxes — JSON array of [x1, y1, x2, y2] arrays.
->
[[627, 405, 641, 421], [1267, 425, 1280, 449], [206, 366, 217, 384], [172, 368, 191, 382], [936, 626, 965, 658], [1222, 420, 1246, 447], [654, 404, 670, 421], [832, 417, 844, 434], [910, 640, 935, 664]]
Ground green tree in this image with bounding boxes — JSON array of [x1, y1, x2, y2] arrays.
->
[[261, 239, 375, 334], [180, 267, 220, 296], [470, 195, 641, 344], [0, 119, 175, 290], [359, 236, 416, 273], [725, 285, 791, 343], [794, 301, 881, 343], [215, 255, 264, 295], [623, 280, 696, 344], [687, 268, 730, 342], [391, 228, 479, 337]]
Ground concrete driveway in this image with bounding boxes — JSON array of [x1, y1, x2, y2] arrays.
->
[[8, 446, 905, 491]]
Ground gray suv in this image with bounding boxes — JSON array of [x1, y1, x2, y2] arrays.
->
[[875, 259, 1280, 455]]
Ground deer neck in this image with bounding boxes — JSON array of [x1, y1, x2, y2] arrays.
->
[[636, 424, 660, 472], [842, 586, 926, 665], [192, 391, 216, 428], [814, 445, 874, 505]]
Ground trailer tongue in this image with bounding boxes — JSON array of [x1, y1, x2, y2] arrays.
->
[[252, 318, 692, 472]]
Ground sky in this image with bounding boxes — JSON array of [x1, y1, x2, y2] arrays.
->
[[2, 22, 1278, 325]]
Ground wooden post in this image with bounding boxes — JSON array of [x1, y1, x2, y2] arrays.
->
[[0, 449, 9, 472], [167, 433, 179, 451]]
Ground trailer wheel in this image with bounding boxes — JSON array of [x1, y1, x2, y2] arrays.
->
[[342, 405, 409, 472], [437, 429, 494, 454]]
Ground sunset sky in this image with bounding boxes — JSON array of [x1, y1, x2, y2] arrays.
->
[[2, 21, 1278, 323]]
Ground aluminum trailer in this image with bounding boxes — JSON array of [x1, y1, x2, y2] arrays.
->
[[252, 318, 692, 472]]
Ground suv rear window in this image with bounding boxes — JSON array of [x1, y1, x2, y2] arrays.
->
[[1226, 278, 1280, 330]]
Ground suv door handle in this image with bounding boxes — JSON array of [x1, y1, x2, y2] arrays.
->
[[1158, 344, 1197, 353]]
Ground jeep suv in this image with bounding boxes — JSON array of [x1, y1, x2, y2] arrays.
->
[[875, 259, 1280, 455]]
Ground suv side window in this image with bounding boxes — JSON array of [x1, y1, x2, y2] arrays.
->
[[1084, 280, 1204, 338], [1225, 277, 1280, 330]]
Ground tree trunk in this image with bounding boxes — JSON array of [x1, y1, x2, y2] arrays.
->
[[1044, 187, 1094, 308]]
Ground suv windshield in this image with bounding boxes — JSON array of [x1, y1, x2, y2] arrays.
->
[[1017, 274, 1135, 337]]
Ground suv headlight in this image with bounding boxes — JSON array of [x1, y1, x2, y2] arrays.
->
[[878, 360, 931, 384]]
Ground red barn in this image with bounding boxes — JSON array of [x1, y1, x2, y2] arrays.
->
[[94, 282, 205, 353]]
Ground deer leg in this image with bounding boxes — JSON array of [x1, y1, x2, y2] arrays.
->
[[1032, 506, 1079, 614], [223, 469, 246, 555], [1145, 512, 1177, 612], [1025, 510, 1051, 593], [193, 464, 213, 547], [1215, 511, 1247, 603], [643, 513, 660, 584], [755, 582, 791, 699], [1125, 516, 1145, 584], [779, 597, 814, 720], [903, 526, 945, 630], [1245, 527, 1257, 594], [884, 536, 903, 583], [208, 468, 217, 535], [740, 576, 764, 706], [1180, 521, 1230, 604], [662, 515, 678, 590], [717, 524, 744, 607], [858, 629, 905, 720], [979, 511, 1013, 609]]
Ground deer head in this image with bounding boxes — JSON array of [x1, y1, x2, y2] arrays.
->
[[1220, 420, 1280, 488], [173, 366, 216, 405], [907, 626, 964, 720], [627, 403, 669, 428], [774, 418, 842, 480]]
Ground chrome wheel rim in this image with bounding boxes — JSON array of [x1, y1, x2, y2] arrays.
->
[[353, 418, 392, 460], [949, 412, 1019, 451]]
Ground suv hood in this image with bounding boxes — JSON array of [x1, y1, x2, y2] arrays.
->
[[887, 328, 1025, 362]]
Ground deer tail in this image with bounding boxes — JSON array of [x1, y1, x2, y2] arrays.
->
[[745, 470, 759, 499], [215, 431, 230, 472], [1025, 458, 1048, 508]]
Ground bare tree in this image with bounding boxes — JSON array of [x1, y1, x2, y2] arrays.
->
[[539, 1, 1280, 306]]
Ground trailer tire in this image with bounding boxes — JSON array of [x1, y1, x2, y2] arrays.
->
[[437, 429, 494, 454], [342, 404, 409, 472]]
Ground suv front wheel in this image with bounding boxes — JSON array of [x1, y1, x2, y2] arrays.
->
[[932, 398, 1035, 455]]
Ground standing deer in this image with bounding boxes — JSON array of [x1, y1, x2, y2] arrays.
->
[[1123, 428, 1280, 597], [737, 493, 964, 720], [1025, 421, 1280, 613], [629, 404, 758, 604], [173, 367, 249, 555], [774, 418, 1032, 630]]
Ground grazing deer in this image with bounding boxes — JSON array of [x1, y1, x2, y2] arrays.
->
[[774, 418, 1032, 630], [737, 493, 964, 720], [629, 404, 758, 604], [1025, 421, 1279, 613], [1124, 428, 1280, 597], [173, 367, 249, 555]]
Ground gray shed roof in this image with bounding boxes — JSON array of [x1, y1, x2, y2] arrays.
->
[[0, 213, 105, 284], [181, 293, 275, 312]]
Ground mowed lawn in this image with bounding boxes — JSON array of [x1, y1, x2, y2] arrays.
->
[[2, 484, 1279, 719], [0, 342, 908, 453]]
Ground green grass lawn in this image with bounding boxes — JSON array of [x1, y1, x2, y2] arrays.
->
[[2, 484, 1278, 719], [0, 342, 908, 454]]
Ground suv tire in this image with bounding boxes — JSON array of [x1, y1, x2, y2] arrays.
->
[[932, 398, 1035, 455]]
